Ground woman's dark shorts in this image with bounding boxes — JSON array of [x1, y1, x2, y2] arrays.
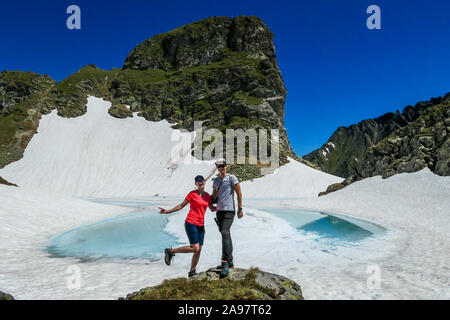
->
[[184, 221, 205, 246]]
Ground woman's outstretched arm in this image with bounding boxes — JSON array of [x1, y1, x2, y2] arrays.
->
[[159, 199, 189, 214]]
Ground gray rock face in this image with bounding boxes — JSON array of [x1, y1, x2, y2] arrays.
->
[[123, 16, 278, 72], [0, 71, 56, 115], [121, 267, 303, 300], [318, 182, 346, 197], [190, 267, 303, 300], [0, 71, 56, 168], [304, 93, 450, 179], [435, 137, 450, 175], [118, 16, 294, 167], [359, 101, 449, 178], [107, 104, 132, 119]]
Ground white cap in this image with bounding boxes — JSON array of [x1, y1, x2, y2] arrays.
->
[[215, 158, 227, 166]]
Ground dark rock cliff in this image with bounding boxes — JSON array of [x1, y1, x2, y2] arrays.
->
[[305, 93, 450, 179], [0, 71, 56, 168], [360, 100, 450, 178], [0, 290, 14, 300]]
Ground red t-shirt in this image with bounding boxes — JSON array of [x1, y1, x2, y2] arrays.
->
[[185, 190, 212, 227]]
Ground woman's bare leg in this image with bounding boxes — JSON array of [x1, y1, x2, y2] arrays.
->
[[169, 244, 202, 272], [171, 245, 195, 254], [190, 245, 202, 272]]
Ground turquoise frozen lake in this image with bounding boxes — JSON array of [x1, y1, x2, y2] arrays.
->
[[46, 200, 385, 260]]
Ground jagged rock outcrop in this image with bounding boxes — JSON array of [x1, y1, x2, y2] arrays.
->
[[0, 291, 14, 300], [0, 71, 56, 115], [359, 101, 450, 178], [0, 71, 56, 168], [120, 267, 303, 300], [0, 176, 18, 187], [123, 16, 278, 72], [0, 16, 310, 180], [117, 15, 292, 163], [305, 93, 450, 179], [316, 95, 449, 196], [190, 267, 303, 300]]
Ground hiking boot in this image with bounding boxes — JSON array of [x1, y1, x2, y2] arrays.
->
[[217, 260, 234, 269], [164, 248, 175, 265], [188, 269, 197, 278], [220, 261, 229, 278]]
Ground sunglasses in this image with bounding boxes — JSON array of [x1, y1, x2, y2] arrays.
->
[[195, 180, 205, 183], [217, 164, 226, 168]]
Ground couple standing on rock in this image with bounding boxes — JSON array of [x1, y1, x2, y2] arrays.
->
[[158, 159, 243, 278]]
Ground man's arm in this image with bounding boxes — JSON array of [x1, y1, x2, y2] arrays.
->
[[234, 183, 243, 219]]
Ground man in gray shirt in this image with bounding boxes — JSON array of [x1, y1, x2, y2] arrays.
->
[[212, 159, 243, 278]]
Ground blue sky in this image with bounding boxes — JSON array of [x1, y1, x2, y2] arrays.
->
[[1, 0, 449, 156]]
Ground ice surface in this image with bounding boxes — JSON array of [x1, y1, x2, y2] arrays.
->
[[46, 211, 180, 259], [45, 205, 382, 260], [263, 208, 383, 241]]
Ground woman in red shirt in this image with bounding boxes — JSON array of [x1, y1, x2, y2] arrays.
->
[[159, 175, 216, 277]]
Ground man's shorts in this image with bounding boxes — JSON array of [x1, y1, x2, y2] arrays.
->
[[184, 221, 205, 246]]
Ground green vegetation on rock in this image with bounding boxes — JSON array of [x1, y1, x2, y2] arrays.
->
[[0, 291, 14, 300], [0, 71, 55, 168], [361, 100, 450, 178], [305, 93, 450, 179], [227, 163, 263, 182], [120, 267, 303, 300], [316, 95, 449, 196]]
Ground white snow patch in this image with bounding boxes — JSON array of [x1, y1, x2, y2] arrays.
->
[[241, 157, 341, 198], [0, 96, 216, 197], [279, 168, 450, 299]]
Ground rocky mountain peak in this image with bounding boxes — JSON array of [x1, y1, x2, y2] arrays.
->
[[123, 16, 277, 71], [307, 93, 450, 189], [1, 16, 315, 180]]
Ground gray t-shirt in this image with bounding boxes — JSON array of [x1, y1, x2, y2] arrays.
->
[[213, 174, 240, 212]]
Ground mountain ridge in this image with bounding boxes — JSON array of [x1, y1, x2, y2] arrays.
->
[[0, 15, 317, 181], [304, 93, 450, 180]]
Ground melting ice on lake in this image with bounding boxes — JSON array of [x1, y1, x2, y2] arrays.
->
[[46, 211, 179, 260], [46, 201, 386, 260]]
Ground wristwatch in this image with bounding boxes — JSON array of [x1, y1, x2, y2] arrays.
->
[[237, 207, 242, 212]]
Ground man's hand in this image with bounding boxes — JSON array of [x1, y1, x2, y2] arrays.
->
[[158, 207, 167, 214], [235, 183, 243, 219]]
